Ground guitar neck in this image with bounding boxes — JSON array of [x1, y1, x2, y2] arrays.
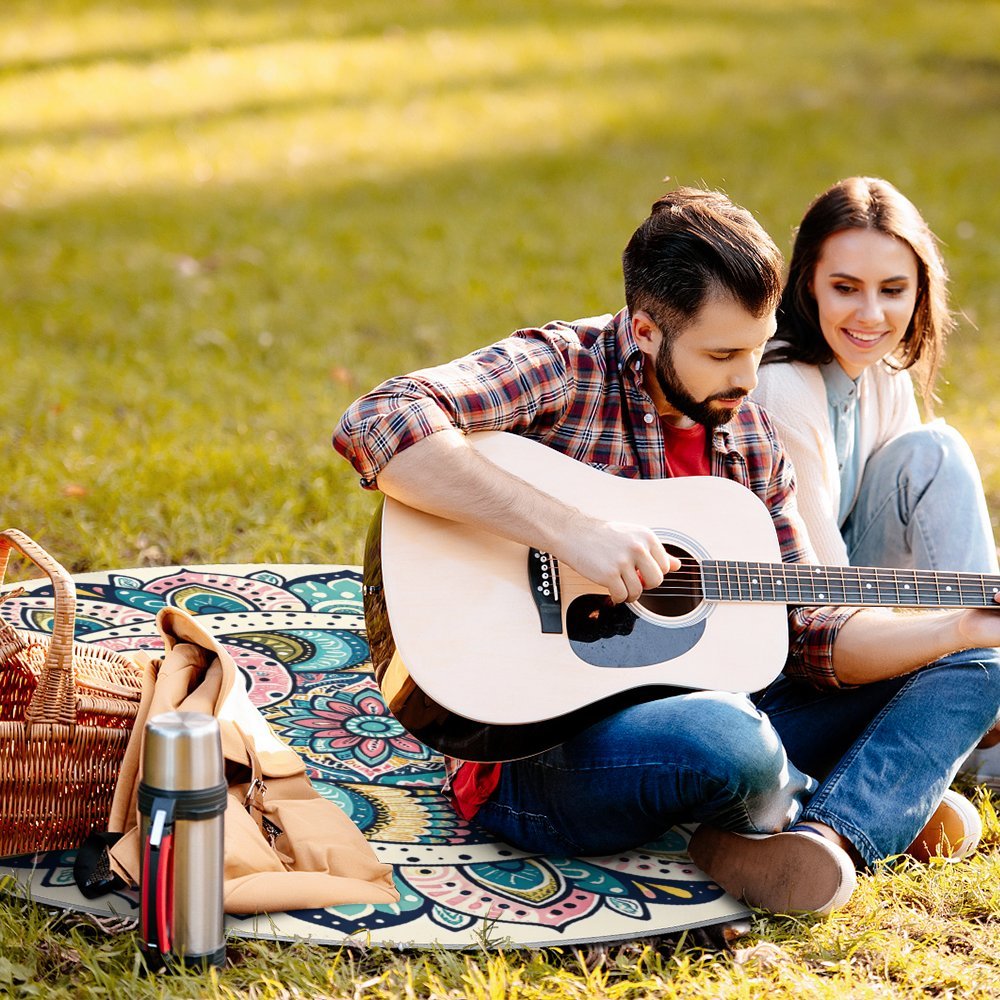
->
[[702, 561, 1000, 609]]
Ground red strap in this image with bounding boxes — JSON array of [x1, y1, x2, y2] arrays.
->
[[157, 833, 174, 954], [140, 805, 175, 959]]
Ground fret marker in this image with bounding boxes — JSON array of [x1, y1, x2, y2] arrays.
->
[[865, 583, 872, 589], [819, 593, 825, 600], [904, 584, 910, 589], [776, 580, 783, 587], [751, 578, 758, 585], [946, 586, 953, 591]]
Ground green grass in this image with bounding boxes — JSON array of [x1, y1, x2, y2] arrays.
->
[[2, 0, 1000, 995], [4, 802, 1000, 997]]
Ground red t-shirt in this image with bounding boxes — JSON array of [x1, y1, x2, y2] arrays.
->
[[659, 419, 711, 477], [449, 760, 504, 820], [448, 421, 710, 819]]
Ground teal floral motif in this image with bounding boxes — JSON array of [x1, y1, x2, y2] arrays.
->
[[430, 905, 477, 930], [468, 859, 561, 897], [548, 859, 633, 897], [289, 574, 365, 615], [227, 628, 369, 672], [79, 579, 167, 615], [607, 897, 645, 918]]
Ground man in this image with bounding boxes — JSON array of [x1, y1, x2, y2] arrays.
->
[[333, 188, 1000, 915]]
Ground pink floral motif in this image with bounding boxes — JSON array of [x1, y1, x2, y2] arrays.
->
[[267, 677, 436, 782], [295, 691, 425, 765], [399, 863, 602, 929], [141, 571, 310, 611]]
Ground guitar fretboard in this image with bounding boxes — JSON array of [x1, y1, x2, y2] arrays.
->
[[701, 561, 1000, 609]]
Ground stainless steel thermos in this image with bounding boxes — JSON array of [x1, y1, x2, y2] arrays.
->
[[139, 711, 227, 970]]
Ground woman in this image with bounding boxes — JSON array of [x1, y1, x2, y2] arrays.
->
[[753, 176, 1000, 844]]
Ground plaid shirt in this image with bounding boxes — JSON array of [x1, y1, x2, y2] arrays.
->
[[335, 307, 858, 684], [334, 310, 859, 802]]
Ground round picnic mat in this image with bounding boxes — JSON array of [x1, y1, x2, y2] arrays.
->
[[0, 564, 747, 949]]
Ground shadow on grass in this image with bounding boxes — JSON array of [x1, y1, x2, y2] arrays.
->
[[1, 0, 818, 78]]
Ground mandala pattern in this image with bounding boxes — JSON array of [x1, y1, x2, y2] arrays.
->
[[268, 675, 441, 786], [0, 564, 746, 948]]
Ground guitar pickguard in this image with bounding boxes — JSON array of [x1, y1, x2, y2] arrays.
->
[[566, 594, 706, 667]]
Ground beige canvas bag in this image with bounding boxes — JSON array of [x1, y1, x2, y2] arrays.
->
[[106, 606, 398, 915]]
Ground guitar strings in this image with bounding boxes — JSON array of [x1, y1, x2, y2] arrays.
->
[[557, 564, 1000, 605]]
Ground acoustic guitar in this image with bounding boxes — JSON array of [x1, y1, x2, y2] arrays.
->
[[362, 431, 1000, 762]]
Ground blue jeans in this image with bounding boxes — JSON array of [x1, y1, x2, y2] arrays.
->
[[756, 647, 1000, 865], [841, 423, 1000, 782], [477, 649, 1000, 868], [476, 691, 816, 857], [842, 423, 999, 574]]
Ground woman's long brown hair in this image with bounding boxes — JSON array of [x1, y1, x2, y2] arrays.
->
[[764, 177, 953, 411]]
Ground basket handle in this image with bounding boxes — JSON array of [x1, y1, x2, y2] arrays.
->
[[0, 528, 78, 728]]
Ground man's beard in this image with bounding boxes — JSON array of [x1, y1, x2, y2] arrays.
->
[[654, 339, 748, 429]]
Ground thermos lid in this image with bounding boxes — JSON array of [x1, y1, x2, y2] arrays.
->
[[142, 711, 224, 791]]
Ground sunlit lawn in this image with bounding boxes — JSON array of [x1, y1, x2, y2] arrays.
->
[[3, 1, 1000, 996]]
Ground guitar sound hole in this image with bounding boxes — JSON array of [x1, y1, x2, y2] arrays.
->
[[636, 543, 703, 618]]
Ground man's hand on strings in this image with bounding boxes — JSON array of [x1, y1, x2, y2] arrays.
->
[[555, 517, 680, 604]]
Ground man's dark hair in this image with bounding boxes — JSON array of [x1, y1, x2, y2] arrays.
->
[[622, 187, 783, 340]]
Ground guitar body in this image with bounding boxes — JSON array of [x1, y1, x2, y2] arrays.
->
[[364, 431, 790, 761]]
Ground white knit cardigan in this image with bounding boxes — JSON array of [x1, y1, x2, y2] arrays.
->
[[752, 359, 921, 566]]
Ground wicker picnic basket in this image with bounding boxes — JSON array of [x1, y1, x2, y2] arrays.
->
[[0, 528, 144, 857]]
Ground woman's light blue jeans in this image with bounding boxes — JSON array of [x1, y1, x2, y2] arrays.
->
[[842, 422, 1000, 783], [842, 422, 998, 574], [756, 647, 1000, 865]]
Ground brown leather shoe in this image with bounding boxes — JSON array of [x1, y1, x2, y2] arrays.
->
[[687, 826, 857, 915], [907, 789, 982, 862]]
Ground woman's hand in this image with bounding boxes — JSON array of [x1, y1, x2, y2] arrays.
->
[[952, 591, 1000, 650]]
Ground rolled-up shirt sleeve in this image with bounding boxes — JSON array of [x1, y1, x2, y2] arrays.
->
[[785, 605, 858, 688], [333, 331, 573, 488]]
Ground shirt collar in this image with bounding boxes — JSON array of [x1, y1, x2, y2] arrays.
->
[[618, 307, 736, 455], [820, 359, 860, 406], [711, 423, 734, 455], [616, 308, 645, 379]]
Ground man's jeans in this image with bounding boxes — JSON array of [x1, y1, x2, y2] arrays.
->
[[476, 690, 815, 858], [477, 649, 1000, 868]]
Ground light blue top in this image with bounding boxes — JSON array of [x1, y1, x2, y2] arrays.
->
[[820, 360, 863, 526]]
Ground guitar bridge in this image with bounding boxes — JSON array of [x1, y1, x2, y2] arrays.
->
[[528, 549, 563, 633]]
